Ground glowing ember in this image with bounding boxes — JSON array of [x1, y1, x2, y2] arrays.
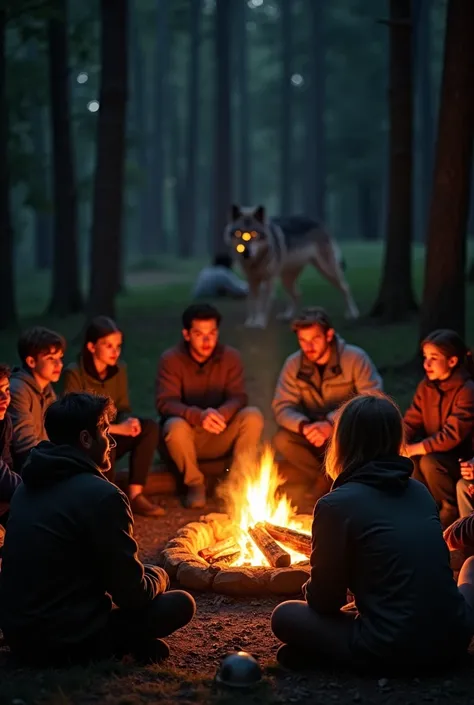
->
[[218, 445, 311, 567]]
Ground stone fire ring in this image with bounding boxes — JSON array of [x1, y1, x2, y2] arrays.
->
[[157, 513, 312, 597]]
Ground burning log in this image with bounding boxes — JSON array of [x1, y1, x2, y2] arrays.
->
[[264, 522, 312, 556], [212, 551, 241, 567], [248, 523, 291, 568], [199, 537, 239, 563]]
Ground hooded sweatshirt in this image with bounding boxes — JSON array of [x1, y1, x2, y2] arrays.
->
[[304, 456, 474, 666], [8, 367, 56, 473], [0, 442, 168, 651]]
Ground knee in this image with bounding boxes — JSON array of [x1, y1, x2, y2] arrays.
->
[[163, 417, 192, 443], [457, 478, 470, 500], [273, 428, 293, 456], [166, 590, 196, 629], [419, 453, 440, 475], [271, 600, 302, 643], [139, 418, 159, 442], [237, 406, 264, 430]]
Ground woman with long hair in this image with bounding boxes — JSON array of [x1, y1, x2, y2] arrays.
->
[[63, 316, 164, 517], [404, 329, 474, 527], [271, 393, 474, 672]]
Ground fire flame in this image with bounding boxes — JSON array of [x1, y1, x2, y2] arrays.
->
[[219, 444, 311, 566]]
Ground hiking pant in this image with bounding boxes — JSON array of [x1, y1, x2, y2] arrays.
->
[[8, 589, 196, 668], [456, 478, 474, 518], [162, 407, 264, 487], [107, 417, 159, 487], [273, 427, 331, 500], [412, 452, 461, 528]]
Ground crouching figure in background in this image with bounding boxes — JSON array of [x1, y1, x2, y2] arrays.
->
[[0, 393, 195, 667], [271, 393, 474, 674]]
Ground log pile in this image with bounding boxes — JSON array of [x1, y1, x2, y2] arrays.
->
[[157, 512, 312, 597]]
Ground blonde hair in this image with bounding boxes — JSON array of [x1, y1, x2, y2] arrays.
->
[[325, 392, 405, 482]]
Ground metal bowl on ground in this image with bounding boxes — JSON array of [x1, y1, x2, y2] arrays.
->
[[215, 650, 262, 688]]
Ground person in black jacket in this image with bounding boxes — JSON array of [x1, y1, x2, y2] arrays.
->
[[271, 393, 474, 673], [0, 393, 195, 666], [0, 364, 21, 536]]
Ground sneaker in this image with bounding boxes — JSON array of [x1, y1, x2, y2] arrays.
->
[[184, 484, 206, 509], [132, 638, 170, 664], [129, 494, 166, 518]]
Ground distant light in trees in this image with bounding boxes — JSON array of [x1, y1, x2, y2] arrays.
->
[[87, 100, 100, 113], [248, 0, 263, 8], [291, 74, 304, 87], [77, 72, 89, 84]]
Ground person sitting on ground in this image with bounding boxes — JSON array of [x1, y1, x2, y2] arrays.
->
[[156, 303, 264, 509], [403, 329, 474, 528], [272, 307, 382, 501], [0, 393, 195, 667], [0, 364, 21, 552], [271, 393, 474, 674], [8, 326, 65, 473], [192, 253, 248, 300], [63, 316, 163, 518]]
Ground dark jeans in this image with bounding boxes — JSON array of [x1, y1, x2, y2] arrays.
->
[[273, 427, 330, 500], [412, 452, 461, 527], [8, 590, 196, 668], [107, 418, 159, 487]]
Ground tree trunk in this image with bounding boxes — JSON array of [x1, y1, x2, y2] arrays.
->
[[304, 0, 325, 219], [419, 0, 474, 339], [370, 0, 417, 320], [178, 0, 201, 259], [280, 0, 292, 215], [236, 0, 250, 205], [0, 9, 17, 330], [89, 0, 128, 318], [413, 0, 434, 240], [146, 0, 168, 257], [130, 0, 151, 258], [47, 0, 83, 315], [212, 0, 232, 254], [358, 179, 379, 241]]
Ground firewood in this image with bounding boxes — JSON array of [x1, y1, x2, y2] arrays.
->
[[248, 523, 291, 568], [199, 536, 239, 562], [263, 522, 312, 556], [211, 551, 241, 567]]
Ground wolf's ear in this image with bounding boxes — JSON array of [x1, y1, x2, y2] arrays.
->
[[253, 205, 265, 223], [230, 204, 241, 221]]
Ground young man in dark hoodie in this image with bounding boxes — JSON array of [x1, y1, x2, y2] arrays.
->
[[156, 303, 264, 509], [8, 326, 66, 473], [0, 364, 21, 551], [0, 392, 195, 666]]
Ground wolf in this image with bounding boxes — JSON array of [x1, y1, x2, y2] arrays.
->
[[223, 205, 360, 328]]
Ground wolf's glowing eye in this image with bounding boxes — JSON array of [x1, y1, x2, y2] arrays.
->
[[236, 244, 245, 253], [242, 232, 252, 241]]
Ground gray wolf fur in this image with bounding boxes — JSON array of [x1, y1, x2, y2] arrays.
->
[[223, 205, 359, 328]]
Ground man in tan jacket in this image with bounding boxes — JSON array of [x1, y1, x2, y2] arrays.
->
[[272, 307, 382, 499]]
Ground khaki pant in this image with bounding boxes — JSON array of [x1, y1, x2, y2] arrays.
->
[[162, 406, 264, 487]]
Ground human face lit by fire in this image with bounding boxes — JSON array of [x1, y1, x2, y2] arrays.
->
[[26, 348, 64, 385], [296, 324, 334, 364], [183, 318, 219, 363], [423, 343, 457, 382], [87, 332, 123, 369], [80, 413, 116, 473], [0, 376, 10, 421]]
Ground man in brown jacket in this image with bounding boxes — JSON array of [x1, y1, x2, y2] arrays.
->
[[156, 304, 264, 508]]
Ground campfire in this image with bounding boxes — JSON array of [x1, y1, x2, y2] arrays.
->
[[202, 446, 311, 568], [159, 446, 314, 597]]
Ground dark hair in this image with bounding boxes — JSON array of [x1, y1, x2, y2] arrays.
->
[[326, 393, 404, 481], [45, 392, 116, 446], [421, 329, 474, 377], [214, 254, 233, 269], [291, 306, 333, 333], [0, 363, 10, 380], [82, 316, 121, 369], [181, 303, 222, 331], [18, 326, 66, 366]]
